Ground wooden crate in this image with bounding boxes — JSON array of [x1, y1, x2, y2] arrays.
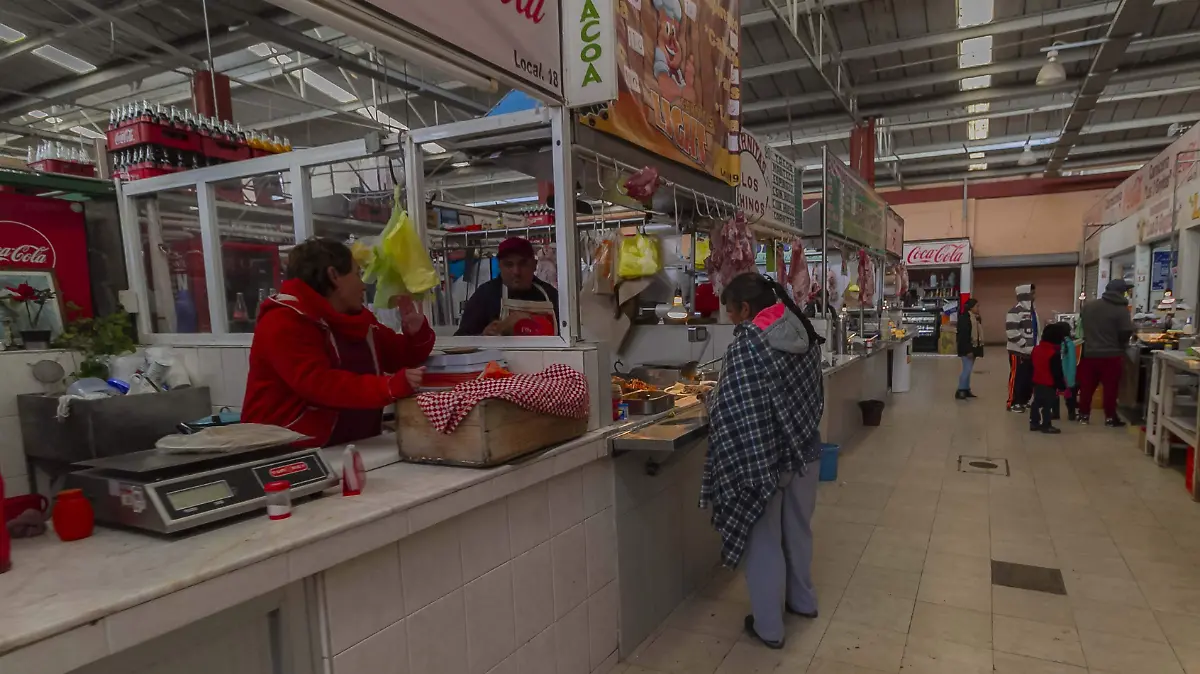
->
[[395, 398, 588, 467]]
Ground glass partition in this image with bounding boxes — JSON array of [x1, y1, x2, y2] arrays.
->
[[134, 187, 209, 333]]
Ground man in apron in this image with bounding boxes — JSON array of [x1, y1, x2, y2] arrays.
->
[[455, 237, 559, 336]]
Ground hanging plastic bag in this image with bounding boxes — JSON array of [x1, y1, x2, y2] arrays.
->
[[365, 184, 440, 307], [695, 237, 710, 271], [617, 233, 662, 279], [592, 233, 617, 294]]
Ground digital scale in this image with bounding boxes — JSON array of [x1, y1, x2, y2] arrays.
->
[[65, 444, 338, 534]]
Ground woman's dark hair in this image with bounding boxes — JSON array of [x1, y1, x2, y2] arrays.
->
[[1041, 321, 1066, 345], [287, 237, 354, 296], [963, 298, 978, 311], [721, 273, 825, 345]]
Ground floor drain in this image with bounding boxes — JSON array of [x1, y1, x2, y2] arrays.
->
[[958, 456, 1010, 475]]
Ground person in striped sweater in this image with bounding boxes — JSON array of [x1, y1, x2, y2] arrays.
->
[[1005, 284, 1039, 412]]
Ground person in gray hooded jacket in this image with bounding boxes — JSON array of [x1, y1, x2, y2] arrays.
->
[[1077, 279, 1135, 426], [1005, 284, 1038, 412]]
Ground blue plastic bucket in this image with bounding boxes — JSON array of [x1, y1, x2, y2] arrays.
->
[[819, 443, 840, 482]]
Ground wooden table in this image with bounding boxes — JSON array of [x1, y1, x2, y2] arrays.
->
[[1144, 349, 1200, 498]]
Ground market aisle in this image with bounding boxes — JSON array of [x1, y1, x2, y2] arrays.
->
[[611, 356, 1200, 674]]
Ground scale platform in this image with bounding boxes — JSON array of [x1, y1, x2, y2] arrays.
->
[[66, 443, 338, 534]]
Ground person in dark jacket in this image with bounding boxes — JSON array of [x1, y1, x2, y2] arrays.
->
[[700, 274, 825, 650], [1077, 279, 1135, 426], [1029, 323, 1067, 434], [455, 237, 559, 336], [955, 298, 984, 400]]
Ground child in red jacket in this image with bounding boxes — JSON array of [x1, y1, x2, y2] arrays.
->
[[1029, 323, 1067, 434]]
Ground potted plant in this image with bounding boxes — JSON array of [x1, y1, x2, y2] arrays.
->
[[3, 283, 57, 349], [54, 307, 137, 380]]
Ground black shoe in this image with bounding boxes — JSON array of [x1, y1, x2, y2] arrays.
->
[[786, 605, 818, 619], [1078, 415, 1090, 425], [1010, 405, 1026, 413], [965, 390, 978, 398], [1105, 418, 1127, 428], [743, 615, 784, 650], [955, 390, 967, 400], [1041, 425, 1062, 434], [1030, 424, 1042, 432]]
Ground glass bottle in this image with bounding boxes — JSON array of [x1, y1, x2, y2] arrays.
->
[[232, 292, 248, 321]]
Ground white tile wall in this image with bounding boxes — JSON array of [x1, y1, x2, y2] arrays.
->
[[548, 468, 585, 536], [0, 349, 78, 496], [323, 544, 404, 654], [321, 463, 620, 674], [184, 347, 250, 410]]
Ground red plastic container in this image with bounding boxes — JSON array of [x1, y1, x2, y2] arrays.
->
[[51, 489, 95, 542], [28, 159, 96, 178], [1, 475, 11, 573], [1188, 446, 1196, 493], [202, 136, 252, 163], [107, 121, 201, 153]]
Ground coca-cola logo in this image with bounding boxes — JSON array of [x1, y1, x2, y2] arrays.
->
[[905, 242, 968, 267], [0, 221, 56, 268]]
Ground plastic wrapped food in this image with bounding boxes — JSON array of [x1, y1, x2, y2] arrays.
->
[[535, 242, 558, 287]]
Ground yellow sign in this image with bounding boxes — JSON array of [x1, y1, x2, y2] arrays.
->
[[581, 0, 740, 185]]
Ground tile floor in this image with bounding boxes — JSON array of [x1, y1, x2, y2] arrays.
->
[[610, 356, 1200, 674]]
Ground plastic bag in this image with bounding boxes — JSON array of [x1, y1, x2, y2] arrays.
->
[[592, 234, 616, 294], [364, 184, 439, 307], [695, 237, 710, 270], [617, 233, 662, 279]]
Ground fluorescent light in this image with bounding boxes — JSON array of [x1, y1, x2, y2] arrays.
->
[[959, 36, 993, 68], [297, 69, 356, 103], [1062, 163, 1145, 177], [70, 126, 105, 139], [248, 43, 292, 66], [969, 152, 986, 159], [0, 23, 26, 44], [451, 161, 471, 168], [957, 0, 993, 28], [968, 163, 989, 171], [425, 143, 447, 154], [27, 110, 47, 118], [960, 75, 992, 91], [32, 45, 96, 73], [968, 118, 990, 140]]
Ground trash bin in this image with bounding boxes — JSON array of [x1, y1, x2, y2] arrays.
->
[[818, 443, 839, 482], [858, 399, 885, 426]]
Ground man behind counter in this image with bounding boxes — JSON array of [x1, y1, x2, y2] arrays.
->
[[455, 236, 560, 336]]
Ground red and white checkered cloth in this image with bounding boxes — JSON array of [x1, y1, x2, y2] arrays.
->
[[416, 364, 590, 434]]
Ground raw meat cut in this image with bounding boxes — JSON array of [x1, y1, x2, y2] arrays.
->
[[705, 213, 756, 293], [786, 240, 811, 308], [535, 242, 557, 287], [623, 166, 660, 203], [858, 250, 876, 307]]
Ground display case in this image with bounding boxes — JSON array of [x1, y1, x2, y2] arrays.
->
[[903, 308, 940, 353]]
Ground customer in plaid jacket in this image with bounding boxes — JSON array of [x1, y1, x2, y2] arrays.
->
[[700, 273, 825, 650]]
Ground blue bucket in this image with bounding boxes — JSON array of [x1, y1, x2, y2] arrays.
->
[[819, 443, 840, 482]]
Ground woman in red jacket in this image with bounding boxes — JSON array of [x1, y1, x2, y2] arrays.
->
[[242, 237, 436, 448]]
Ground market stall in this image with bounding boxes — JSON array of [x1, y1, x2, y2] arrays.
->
[[901, 238, 972, 353]]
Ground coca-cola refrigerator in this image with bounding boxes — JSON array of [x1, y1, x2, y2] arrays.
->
[[902, 238, 973, 354]]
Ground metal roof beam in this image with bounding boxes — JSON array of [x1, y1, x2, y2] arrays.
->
[[0, 0, 161, 64], [741, 0, 868, 27], [214, 3, 487, 115], [743, 0, 1187, 81], [1045, 0, 1158, 174]]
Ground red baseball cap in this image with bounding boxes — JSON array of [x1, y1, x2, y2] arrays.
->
[[497, 237, 535, 260]]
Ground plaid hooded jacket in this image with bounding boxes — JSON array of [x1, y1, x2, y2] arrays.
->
[[700, 304, 825, 567]]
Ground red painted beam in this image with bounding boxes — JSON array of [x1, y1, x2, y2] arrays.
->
[[881, 173, 1130, 205]]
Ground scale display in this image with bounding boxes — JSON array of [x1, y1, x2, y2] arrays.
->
[[166, 481, 234, 511]]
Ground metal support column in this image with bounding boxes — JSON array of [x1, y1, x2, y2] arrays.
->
[[291, 165, 314, 242], [551, 106, 579, 343], [196, 182, 229, 333]]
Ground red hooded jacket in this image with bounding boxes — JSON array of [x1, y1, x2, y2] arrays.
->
[[241, 279, 436, 448]]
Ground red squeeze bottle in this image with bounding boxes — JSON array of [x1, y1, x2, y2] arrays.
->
[[52, 489, 95, 542]]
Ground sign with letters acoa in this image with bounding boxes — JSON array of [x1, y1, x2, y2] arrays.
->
[[563, 0, 617, 106]]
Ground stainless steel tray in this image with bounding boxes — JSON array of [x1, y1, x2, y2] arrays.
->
[[622, 392, 674, 416], [611, 406, 710, 452]]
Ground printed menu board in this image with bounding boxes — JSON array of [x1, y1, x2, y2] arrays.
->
[[580, 0, 740, 185], [885, 208, 904, 257], [823, 153, 885, 249], [737, 129, 795, 230]]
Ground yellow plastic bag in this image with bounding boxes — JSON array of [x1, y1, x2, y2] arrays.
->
[[364, 185, 439, 306], [695, 237, 710, 270], [617, 233, 662, 279]]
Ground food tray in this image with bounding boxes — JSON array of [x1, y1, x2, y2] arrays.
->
[[622, 391, 674, 416]]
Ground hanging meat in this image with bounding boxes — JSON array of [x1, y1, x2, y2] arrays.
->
[[786, 239, 811, 309], [774, 245, 786, 284], [623, 166, 660, 204], [705, 213, 756, 293], [858, 250, 876, 307], [534, 242, 558, 287]]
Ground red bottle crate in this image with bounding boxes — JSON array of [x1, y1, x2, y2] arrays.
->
[[28, 159, 97, 178], [117, 166, 185, 181], [107, 121, 201, 153], [202, 137, 252, 163]]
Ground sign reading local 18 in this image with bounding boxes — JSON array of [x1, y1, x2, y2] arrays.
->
[[565, 0, 618, 106]]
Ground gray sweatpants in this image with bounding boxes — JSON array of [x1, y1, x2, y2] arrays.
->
[[742, 464, 820, 643]]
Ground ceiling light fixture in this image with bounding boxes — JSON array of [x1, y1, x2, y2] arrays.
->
[[1037, 48, 1066, 86], [32, 45, 96, 74], [451, 161, 471, 168], [70, 126, 105, 140], [0, 23, 26, 44], [1018, 143, 1037, 166]]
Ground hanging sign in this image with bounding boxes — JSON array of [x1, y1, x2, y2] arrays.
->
[[737, 129, 795, 230], [823, 153, 885, 249], [903, 239, 971, 268], [356, 0, 563, 96], [885, 208, 904, 257], [580, 0, 740, 184], [563, 0, 617, 106]]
